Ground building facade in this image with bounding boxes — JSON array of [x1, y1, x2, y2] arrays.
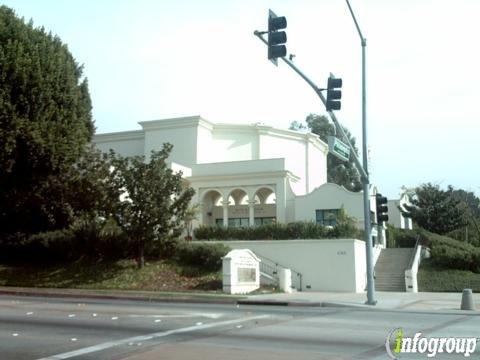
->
[[93, 116, 405, 235]]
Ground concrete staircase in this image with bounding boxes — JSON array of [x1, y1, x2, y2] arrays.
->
[[374, 248, 414, 292]]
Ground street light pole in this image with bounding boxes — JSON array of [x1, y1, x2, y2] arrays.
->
[[345, 0, 376, 305]]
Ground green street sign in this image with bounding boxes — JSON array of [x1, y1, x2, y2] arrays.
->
[[328, 136, 350, 162]]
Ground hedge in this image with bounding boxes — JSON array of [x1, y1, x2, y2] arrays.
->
[[418, 229, 480, 273], [194, 221, 361, 241], [386, 226, 418, 248]]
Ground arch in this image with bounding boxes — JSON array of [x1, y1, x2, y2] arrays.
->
[[201, 189, 224, 205], [226, 187, 250, 205], [254, 186, 276, 205], [252, 186, 277, 225], [201, 189, 224, 226]]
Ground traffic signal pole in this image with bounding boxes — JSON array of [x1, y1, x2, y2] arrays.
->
[[253, 31, 367, 182], [255, 0, 377, 305]]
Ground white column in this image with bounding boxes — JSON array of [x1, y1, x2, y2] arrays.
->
[[248, 200, 255, 226], [275, 180, 286, 223], [222, 200, 229, 227]]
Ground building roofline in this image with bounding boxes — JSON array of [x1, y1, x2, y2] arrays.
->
[[138, 115, 214, 131], [92, 129, 144, 143], [92, 116, 328, 152]]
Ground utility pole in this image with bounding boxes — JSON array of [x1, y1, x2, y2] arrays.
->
[[345, 0, 376, 305]]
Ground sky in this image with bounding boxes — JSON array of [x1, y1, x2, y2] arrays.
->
[[3, 0, 480, 199]]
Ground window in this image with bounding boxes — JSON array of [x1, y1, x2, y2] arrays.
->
[[215, 217, 276, 227], [254, 217, 275, 226], [316, 209, 339, 226], [215, 218, 249, 227]]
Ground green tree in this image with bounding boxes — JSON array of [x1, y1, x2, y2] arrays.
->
[[401, 183, 469, 235], [0, 6, 93, 234], [290, 114, 362, 192], [108, 144, 195, 268], [448, 189, 480, 244]]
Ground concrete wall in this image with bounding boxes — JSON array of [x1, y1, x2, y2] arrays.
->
[[294, 183, 376, 230], [207, 239, 368, 292], [141, 120, 198, 165], [307, 139, 327, 192], [208, 127, 258, 163], [260, 134, 308, 195], [191, 158, 285, 177], [93, 131, 144, 158]]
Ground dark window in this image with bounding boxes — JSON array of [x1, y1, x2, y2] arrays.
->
[[215, 217, 276, 227], [316, 209, 339, 226], [215, 218, 249, 227], [254, 217, 275, 226]]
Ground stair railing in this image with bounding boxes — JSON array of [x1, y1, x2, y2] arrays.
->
[[405, 235, 422, 293], [255, 252, 303, 291]]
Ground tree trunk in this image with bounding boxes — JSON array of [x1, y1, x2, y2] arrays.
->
[[137, 242, 145, 269]]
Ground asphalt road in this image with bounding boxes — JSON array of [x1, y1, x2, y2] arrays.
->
[[1, 295, 479, 360]]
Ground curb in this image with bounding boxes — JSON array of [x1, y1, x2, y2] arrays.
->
[[237, 300, 322, 307], [0, 288, 241, 305], [1, 288, 479, 315]]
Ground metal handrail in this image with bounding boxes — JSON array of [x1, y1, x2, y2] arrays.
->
[[254, 251, 303, 291]]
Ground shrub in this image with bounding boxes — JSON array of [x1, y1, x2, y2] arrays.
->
[[194, 220, 362, 241], [386, 226, 418, 248], [174, 242, 230, 271], [70, 217, 129, 261], [0, 229, 77, 263], [0, 218, 129, 264], [418, 229, 480, 273]]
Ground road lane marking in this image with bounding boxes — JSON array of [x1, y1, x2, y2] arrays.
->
[[127, 313, 223, 319], [36, 314, 270, 360]]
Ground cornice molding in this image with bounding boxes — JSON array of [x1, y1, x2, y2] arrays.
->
[[187, 170, 298, 183], [93, 130, 144, 143]]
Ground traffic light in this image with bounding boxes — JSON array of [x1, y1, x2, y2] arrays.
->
[[326, 76, 342, 111], [375, 193, 389, 225], [268, 10, 287, 65]]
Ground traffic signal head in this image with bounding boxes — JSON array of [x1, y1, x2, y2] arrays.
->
[[326, 77, 342, 111], [375, 193, 389, 225], [268, 10, 287, 65]]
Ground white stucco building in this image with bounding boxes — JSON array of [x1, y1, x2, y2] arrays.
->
[[387, 194, 413, 230], [93, 115, 390, 234]]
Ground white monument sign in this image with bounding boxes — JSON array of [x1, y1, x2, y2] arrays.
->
[[223, 249, 260, 294]]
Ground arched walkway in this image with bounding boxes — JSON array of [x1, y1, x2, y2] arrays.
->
[[253, 187, 277, 225], [201, 189, 223, 226], [200, 186, 277, 227]]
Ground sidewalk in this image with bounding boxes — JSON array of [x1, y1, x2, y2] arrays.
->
[[244, 291, 480, 313], [0, 286, 479, 313]]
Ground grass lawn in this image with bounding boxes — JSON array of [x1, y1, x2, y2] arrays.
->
[[0, 259, 223, 293], [418, 258, 480, 292]]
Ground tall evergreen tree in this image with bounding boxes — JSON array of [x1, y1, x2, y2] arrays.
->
[[0, 6, 94, 234], [291, 114, 362, 192]]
